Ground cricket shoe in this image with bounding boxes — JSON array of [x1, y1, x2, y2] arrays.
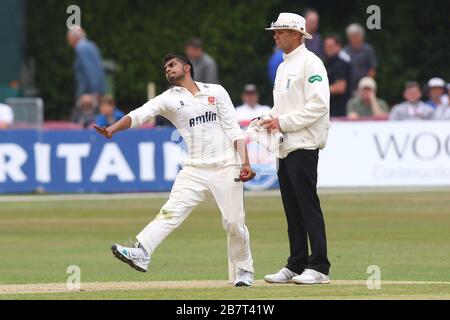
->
[[234, 268, 254, 287], [292, 269, 330, 284], [111, 243, 150, 272], [264, 267, 298, 283]]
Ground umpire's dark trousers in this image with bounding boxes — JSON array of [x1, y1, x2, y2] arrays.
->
[[278, 148, 330, 275]]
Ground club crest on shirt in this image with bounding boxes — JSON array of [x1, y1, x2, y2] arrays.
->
[[208, 96, 216, 105]]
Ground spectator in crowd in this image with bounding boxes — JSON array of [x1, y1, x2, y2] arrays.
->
[[235, 84, 271, 123], [346, 77, 389, 119], [425, 77, 446, 109], [67, 26, 106, 127], [0, 102, 14, 129], [95, 95, 125, 127], [324, 35, 351, 117], [268, 47, 284, 84], [304, 8, 324, 60], [432, 102, 450, 120], [67, 26, 106, 99], [343, 23, 377, 94], [185, 38, 219, 84], [443, 83, 450, 106], [72, 94, 98, 128], [389, 81, 434, 121], [432, 83, 450, 120]]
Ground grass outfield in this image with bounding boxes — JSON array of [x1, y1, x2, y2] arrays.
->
[[0, 191, 449, 300]]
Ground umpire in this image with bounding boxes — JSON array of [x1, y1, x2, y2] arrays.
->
[[261, 13, 331, 284]]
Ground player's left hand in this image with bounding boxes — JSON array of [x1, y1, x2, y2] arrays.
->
[[239, 164, 256, 182]]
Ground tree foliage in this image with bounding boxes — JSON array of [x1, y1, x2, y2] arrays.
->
[[26, 0, 449, 119]]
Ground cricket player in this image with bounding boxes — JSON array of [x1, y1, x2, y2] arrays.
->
[[94, 53, 256, 286]]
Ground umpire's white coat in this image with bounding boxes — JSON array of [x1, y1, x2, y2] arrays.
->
[[271, 44, 330, 158]]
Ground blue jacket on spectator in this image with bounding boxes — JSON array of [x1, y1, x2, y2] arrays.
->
[[95, 109, 125, 127], [75, 39, 106, 98], [268, 48, 284, 84]]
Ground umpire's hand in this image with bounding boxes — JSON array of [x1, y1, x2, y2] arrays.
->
[[240, 164, 256, 182], [260, 117, 281, 133]]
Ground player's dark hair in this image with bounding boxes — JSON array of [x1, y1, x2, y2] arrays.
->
[[163, 53, 194, 79]]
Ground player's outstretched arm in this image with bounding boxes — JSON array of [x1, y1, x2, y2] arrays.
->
[[94, 115, 132, 139]]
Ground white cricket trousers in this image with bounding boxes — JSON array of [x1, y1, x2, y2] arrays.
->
[[136, 164, 254, 273]]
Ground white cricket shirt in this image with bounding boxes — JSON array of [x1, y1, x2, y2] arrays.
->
[[128, 82, 245, 167]]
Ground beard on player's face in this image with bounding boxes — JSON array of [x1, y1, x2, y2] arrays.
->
[[166, 63, 187, 85], [165, 58, 186, 85], [167, 71, 186, 85]]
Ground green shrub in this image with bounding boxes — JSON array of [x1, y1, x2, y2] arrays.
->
[[26, 0, 449, 119]]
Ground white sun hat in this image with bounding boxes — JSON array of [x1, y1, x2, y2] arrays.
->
[[427, 77, 446, 89], [265, 12, 313, 39]]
